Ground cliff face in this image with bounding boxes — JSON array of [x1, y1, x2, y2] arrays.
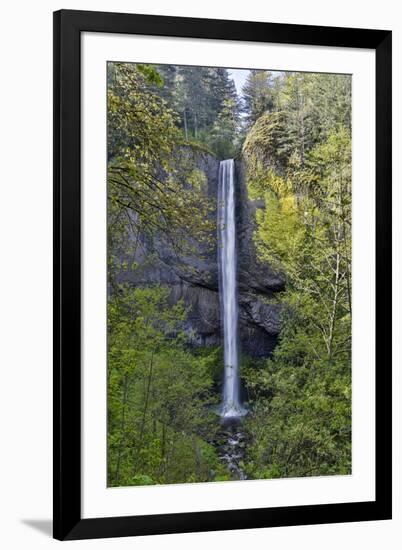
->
[[117, 154, 284, 357]]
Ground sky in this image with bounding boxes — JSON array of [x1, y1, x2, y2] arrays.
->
[[228, 69, 250, 97]]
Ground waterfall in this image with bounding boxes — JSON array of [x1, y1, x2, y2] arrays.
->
[[218, 160, 246, 418]]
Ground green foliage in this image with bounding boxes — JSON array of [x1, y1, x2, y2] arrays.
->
[[243, 72, 351, 170], [241, 73, 352, 478], [210, 98, 240, 158], [242, 70, 275, 126], [107, 62, 214, 268], [242, 111, 291, 172], [153, 64, 241, 157], [135, 64, 164, 87], [243, 324, 351, 479], [108, 285, 227, 486]]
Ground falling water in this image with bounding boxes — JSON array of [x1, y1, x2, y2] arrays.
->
[[218, 160, 246, 418]]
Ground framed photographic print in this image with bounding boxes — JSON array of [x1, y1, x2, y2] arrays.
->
[[53, 9, 392, 540]]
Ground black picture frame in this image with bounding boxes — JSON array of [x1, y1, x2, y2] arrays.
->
[[53, 9, 392, 541]]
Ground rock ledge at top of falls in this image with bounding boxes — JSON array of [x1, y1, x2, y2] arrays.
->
[[116, 153, 285, 358]]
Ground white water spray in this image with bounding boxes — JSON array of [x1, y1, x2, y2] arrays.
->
[[218, 160, 246, 418]]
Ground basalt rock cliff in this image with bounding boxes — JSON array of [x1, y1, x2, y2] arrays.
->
[[117, 154, 284, 357]]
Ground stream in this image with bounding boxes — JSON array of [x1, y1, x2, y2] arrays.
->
[[216, 418, 248, 480]]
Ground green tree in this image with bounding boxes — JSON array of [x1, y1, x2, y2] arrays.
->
[[107, 62, 214, 279], [108, 286, 228, 486], [210, 97, 240, 158], [243, 121, 352, 479], [152, 64, 240, 156], [242, 70, 275, 126]]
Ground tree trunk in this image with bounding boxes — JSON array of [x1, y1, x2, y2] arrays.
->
[[114, 372, 129, 484], [194, 111, 198, 138], [133, 352, 154, 474], [327, 249, 341, 359], [183, 109, 188, 140]]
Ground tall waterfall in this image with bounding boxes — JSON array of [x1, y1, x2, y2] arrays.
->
[[218, 160, 245, 418]]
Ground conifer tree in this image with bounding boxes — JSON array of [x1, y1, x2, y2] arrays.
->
[[242, 70, 274, 126]]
